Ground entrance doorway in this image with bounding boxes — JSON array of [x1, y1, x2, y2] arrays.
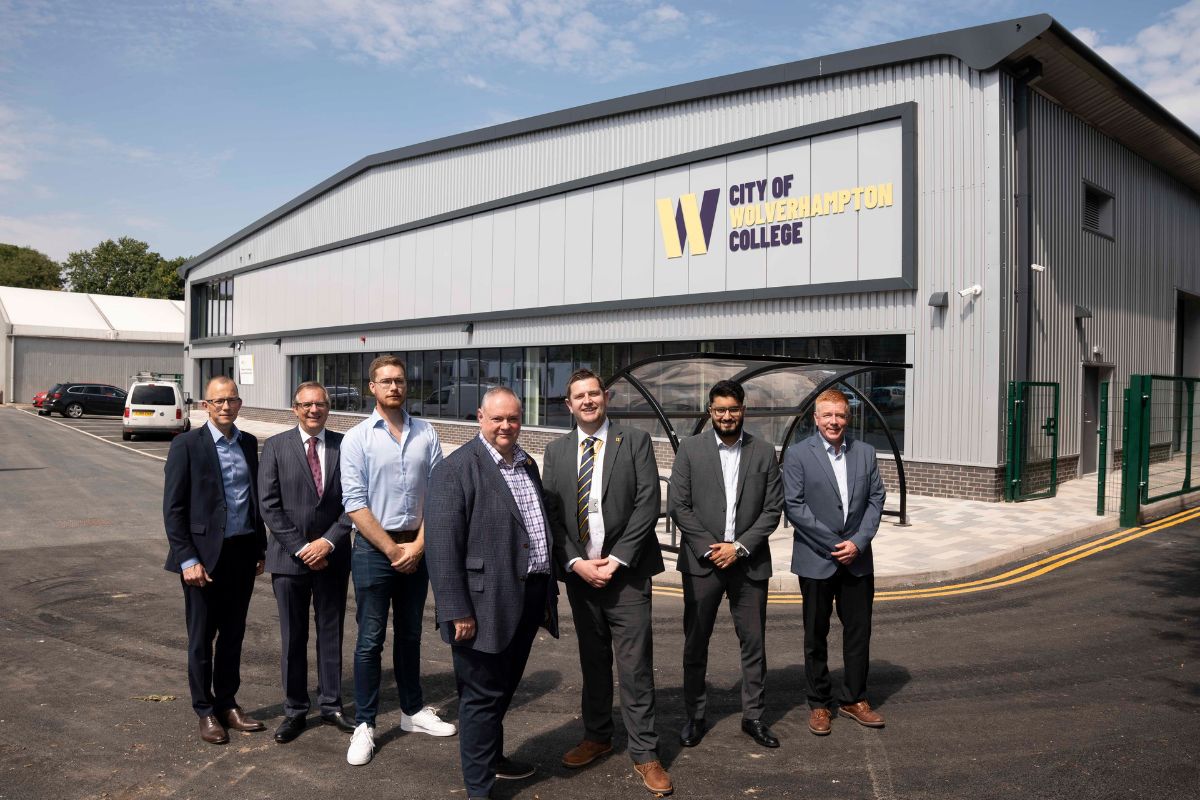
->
[[1079, 364, 1112, 476]]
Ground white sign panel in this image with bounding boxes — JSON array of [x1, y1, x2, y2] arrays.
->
[[238, 354, 255, 385]]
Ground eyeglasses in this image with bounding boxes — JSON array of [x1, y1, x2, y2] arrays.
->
[[295, 401, 329, 410], [373, 378, 406, 387], [710, 406, 744, 416], [206, 397, 243, 406]]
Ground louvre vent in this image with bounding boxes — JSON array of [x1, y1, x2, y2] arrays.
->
[[1083, 184, 1114, 238]]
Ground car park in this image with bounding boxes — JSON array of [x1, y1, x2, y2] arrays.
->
[[43, 382, 127, 418], [122, 380, 190, 440]]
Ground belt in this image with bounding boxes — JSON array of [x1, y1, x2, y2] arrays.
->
[[354, 529, 419, 545]]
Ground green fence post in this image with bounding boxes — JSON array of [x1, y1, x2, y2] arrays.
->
[[1048, 383, 1060, 498], [1120, 375, 1147, 527], [1097, 380, 1109, 516], [1185, 381, 1195, 492], [1005, 380, 1018, 502]]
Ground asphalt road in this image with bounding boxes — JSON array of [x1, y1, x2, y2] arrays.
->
[[0, 406, 1197, 800]]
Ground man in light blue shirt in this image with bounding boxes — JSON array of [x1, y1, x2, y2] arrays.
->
[[340, 355, 456, 766]]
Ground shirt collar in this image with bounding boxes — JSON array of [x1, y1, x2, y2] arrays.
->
[[577, 417, 610, 447], [713, 428, 744, 450], [298, 425, 326, 445], [819, 432, 847, 456], [479, 433, 528, 468], [207, 420, 240, 444], [369, 407, 409, 428]]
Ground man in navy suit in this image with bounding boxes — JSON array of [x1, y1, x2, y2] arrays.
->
[[163, 376, 267, 745], [425, 387, 559, 800], [782, 387, 887, 736], [258, 381, 354, 744]]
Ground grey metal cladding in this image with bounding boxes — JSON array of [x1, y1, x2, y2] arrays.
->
[[181, 15, 1058, 279]]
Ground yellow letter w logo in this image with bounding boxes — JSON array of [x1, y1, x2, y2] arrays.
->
[[656, 188, 720, 259]]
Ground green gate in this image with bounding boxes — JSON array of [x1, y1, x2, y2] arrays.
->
[[1005, 380, 1060, 501], [1119, 375, 1200, 526]]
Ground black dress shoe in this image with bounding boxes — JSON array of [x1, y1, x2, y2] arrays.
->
[[495, 756, 535, 780], [274, 714, 307, 744], [741, 718, 780, 748], [679, 718, 708, 747], [320, 711, 357, 733]]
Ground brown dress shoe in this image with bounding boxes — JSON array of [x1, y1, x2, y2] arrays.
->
[[562, 739, 613, 768], [633, 760, 673, 796], [219, 706, 266, 732], [808, 707, 832, 735], [199, 714, 229, 745], [838, 700, 885, 728]]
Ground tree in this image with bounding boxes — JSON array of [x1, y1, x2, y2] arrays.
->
[[0, 243, 62, 290], [60, 237, 186, 300]]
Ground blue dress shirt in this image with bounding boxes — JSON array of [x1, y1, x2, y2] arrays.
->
[[179, 422, 254, 571], [340, 409, 443, 531]]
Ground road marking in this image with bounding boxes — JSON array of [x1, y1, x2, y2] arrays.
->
[[653, 506, 1200, 602], [14, 407, 168, 462]]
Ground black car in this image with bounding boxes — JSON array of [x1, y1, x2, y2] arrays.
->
[[43, 382, 128, 418]]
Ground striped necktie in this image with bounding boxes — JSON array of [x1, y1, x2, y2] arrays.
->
[[577, 436, 597, 543]]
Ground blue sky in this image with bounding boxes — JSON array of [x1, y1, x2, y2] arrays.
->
[[1, 0, 1195, 263]]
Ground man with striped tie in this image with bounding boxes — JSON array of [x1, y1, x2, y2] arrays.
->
[[542, 369, 671, 797]]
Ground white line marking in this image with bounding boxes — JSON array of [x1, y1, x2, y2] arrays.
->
[[16, 407, 168, 462], [863, 730, 897, 800]]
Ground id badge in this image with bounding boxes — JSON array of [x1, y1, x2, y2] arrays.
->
[[589, 497, 600, 515]]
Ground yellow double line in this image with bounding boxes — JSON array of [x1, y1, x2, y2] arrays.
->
[[653, 506, 1200, 604]]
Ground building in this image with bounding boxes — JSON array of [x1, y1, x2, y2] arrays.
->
[[0, 286, 184, 403], [178, 14, 1200, 501]]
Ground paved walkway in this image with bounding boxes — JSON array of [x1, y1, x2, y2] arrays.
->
[[220, 412, 1129, 590]]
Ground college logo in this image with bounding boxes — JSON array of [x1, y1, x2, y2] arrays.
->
[[656, 189, 720, 258]]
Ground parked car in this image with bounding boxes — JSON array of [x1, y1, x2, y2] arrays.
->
[[43, 382, 127, 418], [325, 385, 362, 412], [122, 380, 190, 440], [411, 383, 499, 419], [32, 390, 47, 410], [870, 384, 906, 411]]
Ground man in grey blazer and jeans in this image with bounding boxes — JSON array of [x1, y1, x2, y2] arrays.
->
[[782, 387, 886, 736], [670, 379, 784, 750], [258, 381, 354, 743], [543, 368, 672, 797]]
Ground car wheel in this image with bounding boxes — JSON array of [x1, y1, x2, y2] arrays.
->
[[122, 430, 132, 441], [65, 403, 84, 418]]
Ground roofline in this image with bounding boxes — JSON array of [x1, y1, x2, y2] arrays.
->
[[179, 12, 1200, 279]]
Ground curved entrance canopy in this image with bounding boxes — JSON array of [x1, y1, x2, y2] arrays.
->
[[603, 353, 912, 525]]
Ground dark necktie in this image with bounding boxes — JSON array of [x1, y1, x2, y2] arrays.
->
[[307, 436, 324, 498], [577, 436, 597, 543]]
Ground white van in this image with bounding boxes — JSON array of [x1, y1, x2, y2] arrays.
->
[[123, 380, 190, 440]]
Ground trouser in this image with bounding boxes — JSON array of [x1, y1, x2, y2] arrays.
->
[[451, 573, 547, 798], [799, 567, 874, 708], [682, 566, 768, 721], [272, 561, 350, 716], [182, 534, 258, 717], [351, 538, 429, 725]]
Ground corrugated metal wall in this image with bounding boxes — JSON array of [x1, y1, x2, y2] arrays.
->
[[13, 338, 183, 402], [188, 57, 1006, 467], [1028, 92, 1200, 460]]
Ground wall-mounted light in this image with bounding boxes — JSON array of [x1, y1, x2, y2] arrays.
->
[[1074, 305, 1092, 320], [273, 338, 282, 347], [1031, 263, 1046, 273], [234, 340, 246, 351], [461, 322, 474, 335], [928, 292, 948, 308], [958, 284, 983, 298]]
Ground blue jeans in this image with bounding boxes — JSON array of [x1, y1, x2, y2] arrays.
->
[[352, 538, 429, 725]]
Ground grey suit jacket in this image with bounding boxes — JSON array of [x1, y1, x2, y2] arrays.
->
[[782, 433, 886, 579], [669, 429, 783, 582], [543, 422, 664, 579], [258, 428, 352, 576], [425, 437, 560, 654]]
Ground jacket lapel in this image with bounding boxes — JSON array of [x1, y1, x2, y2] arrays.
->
[[290, 430, 319, 499], [702, 431, 726, 509], [600, 423, 624, 501], [735, 431, 754, 498], [475, 440, 526, 528], [809, 434, 840, 495], [844, 436, 861, 507], [323, 432, 339, 495]]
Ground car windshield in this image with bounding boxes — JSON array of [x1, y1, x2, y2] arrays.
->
[[132, 385, 177, 405]]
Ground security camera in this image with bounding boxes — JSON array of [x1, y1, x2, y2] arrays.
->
[[958, 284, 983, 298], [1031, 263, 1046, 272]]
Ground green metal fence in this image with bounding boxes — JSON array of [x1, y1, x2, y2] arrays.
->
[[1118, 375, 1200, 526], [1005, 380, 1060, 502]]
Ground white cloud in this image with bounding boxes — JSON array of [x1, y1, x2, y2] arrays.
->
[[1072, 0, 1200, 131], [0, 212, 105, 261]]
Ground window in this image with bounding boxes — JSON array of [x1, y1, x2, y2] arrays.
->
[[1083, 182, 1114, 239], [191, 279, 234, 338]]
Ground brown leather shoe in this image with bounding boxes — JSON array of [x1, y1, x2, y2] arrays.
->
[[838, 700, 885, 728], [199, 714, 229, 744], [561, 739, 613, 769], [808, 707, 832, 736], [633, 760, 673, 796], [218, 706, 266, 732]]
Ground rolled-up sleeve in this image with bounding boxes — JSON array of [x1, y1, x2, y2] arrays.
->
[[340, 427, 369, 514]]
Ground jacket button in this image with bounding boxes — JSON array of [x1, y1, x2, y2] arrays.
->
[[518, 575, 526, 582], [522, 543, 529, 549]]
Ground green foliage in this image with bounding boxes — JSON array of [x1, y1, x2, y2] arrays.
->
[[61, 237, 186, 300], [0, 243, 62, 290]]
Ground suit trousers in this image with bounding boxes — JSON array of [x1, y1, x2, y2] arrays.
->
[[799, 567, 874, 708], [272, 564, 350, 716], [682, 567, 768, 721], [565, 571, 659, 762], [351, 538, 429, 725], [451, 573, 547, 798], [181, 534, 258, 717]]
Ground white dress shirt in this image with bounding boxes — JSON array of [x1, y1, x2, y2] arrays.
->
[[820, 434, 850, 524], [715, 429, 743, 542], [298, 425, 335, 553], [576, 418, 610, 561]]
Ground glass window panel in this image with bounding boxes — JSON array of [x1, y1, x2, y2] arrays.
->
[[544, 345, 573, 428], [522, 347, 545, 426]]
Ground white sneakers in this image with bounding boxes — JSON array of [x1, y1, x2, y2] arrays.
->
[[346, 723, 375, 765], [400, 706, 457, 737]]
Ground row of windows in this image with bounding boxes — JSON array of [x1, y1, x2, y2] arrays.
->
[[192, 280, 234, 339], [291, 336, 907, 451]]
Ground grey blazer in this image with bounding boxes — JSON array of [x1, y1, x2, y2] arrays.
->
[[669, 430, 783, 582], [258, 428, 352, 576], [424, 437, 560, 654], [782, 433, 886, 579], [542, 422, 664, 579]]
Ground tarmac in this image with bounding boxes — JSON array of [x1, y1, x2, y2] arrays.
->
[[219, 410, 1127, 591]]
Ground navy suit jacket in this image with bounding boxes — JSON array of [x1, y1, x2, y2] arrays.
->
[[425, 437, 559, 655], [782, 433, 885, 579], [163, 425, 267, 574], [258, 428, 352, 576]]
